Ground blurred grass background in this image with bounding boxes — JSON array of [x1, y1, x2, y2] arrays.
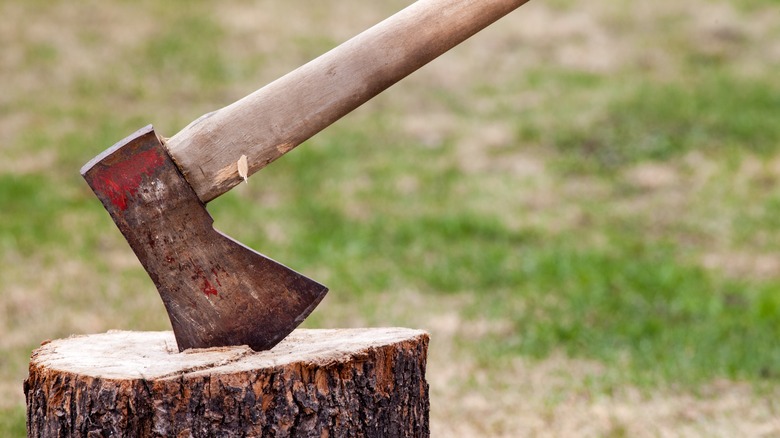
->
[[2, 0, 780, 435]]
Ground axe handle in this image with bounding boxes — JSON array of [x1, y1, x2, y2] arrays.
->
[[165, 0, 531, 203]]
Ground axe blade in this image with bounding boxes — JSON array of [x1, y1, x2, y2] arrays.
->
[[81, 125, 328, 352]]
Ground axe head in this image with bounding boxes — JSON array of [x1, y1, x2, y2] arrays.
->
[[81, 125, 328, 352]]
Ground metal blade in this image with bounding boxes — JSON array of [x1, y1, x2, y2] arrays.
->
[[81, 125, 328, 351]]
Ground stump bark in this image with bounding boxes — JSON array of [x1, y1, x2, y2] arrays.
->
[[25, 328, 429, 437]]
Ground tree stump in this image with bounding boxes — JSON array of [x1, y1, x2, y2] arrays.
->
[[25, 328, 429, 437]]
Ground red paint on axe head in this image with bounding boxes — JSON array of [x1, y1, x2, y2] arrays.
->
[[192, 264, 219, 297], [88, 148, 166, 211]]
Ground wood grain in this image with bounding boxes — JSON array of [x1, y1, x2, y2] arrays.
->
[[25, 328, 430, 437], [165, 0, 531, 202]]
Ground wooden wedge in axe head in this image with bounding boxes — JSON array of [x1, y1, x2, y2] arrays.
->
[[81, 0, 531, 352]]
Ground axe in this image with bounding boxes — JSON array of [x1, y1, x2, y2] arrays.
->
[[81, 0, 530, 352]]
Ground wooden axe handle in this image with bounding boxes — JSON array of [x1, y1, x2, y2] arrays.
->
[[166, 0, 531, 203]]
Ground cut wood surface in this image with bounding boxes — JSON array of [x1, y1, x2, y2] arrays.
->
[[25, 328, 430, 437]]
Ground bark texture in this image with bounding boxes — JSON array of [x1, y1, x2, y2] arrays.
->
[[25, 328, 429, 437]]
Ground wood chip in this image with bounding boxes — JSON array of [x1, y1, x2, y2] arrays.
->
[[237, 154, 248, 183]]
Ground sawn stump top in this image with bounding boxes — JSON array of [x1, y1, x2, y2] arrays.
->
[[30, 328, 428, 381]]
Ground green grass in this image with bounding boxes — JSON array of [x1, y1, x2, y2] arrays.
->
[[0, 407, 26, 438], [552, 75, 780, 172], [143, 13, 229, 86], [209, 118, 780, 387], [469, 236, 780, 385], [3, 0, 780, 433]]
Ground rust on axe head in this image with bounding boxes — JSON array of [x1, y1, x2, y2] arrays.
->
[[81, 125, 328, 352]]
